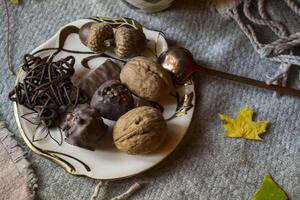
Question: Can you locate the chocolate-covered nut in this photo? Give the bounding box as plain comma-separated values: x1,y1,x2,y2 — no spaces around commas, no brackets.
113,106,167,154
91,80,134,120
79,59,121,98
62,104,108,150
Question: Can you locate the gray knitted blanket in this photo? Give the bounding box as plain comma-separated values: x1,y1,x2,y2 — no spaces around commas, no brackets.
1,0,299,199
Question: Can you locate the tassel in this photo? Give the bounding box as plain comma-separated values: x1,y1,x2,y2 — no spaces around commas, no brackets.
208,0,242,16
111,182,144,200
90,181,104,200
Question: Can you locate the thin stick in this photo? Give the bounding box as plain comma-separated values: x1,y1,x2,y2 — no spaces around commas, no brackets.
200,66,300,98
240,140,247,164
3,0,14,74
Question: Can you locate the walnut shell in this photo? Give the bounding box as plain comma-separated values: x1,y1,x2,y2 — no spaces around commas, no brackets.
79,22,113,52
113,106,167,154
114,26,147,58
120,56,172,100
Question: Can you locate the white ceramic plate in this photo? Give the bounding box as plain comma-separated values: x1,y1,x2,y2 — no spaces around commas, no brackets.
13,17,195,180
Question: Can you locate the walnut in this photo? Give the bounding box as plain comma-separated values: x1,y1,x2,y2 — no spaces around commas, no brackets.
113,106,167,154
114,26,147,58
90,80,134,121
120,56,173,101
79,22,113,52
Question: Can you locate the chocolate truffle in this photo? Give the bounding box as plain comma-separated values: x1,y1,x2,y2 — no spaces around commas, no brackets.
79,59,121,98
113,106,167,154
120,56,173,101
91,80,134,120
62,104,108,150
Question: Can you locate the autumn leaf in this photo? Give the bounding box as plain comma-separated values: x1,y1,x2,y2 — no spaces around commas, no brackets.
10,0,19,4
252,173,288,200
219,106,269,140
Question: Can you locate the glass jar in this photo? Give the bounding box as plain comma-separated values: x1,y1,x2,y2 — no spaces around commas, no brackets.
123,0,175,12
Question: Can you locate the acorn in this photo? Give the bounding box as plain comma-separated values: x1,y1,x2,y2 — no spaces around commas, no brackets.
114,26,147,59
79,22,114,53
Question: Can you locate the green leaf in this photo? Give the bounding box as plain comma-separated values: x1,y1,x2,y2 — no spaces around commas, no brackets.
89,17,143,30
252,173,288,200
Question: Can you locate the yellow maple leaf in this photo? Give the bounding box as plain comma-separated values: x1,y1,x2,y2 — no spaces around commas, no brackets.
10,0,19,4
219,106,269,141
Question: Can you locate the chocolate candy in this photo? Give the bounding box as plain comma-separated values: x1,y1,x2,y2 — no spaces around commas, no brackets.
79,59,121,98
62,104,108,150
9,54,79,128
91,80,134,120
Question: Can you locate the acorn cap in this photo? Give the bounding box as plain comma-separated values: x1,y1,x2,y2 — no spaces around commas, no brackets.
114,26,147,58
79,22,113,52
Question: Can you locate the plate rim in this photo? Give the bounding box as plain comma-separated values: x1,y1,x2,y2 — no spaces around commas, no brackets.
13,17,196,180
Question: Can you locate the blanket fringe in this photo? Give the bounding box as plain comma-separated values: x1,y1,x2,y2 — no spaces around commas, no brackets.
0,121,38,200
90,181,144,200
208,0,241,16
209,0,300,87
111,182,143,200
